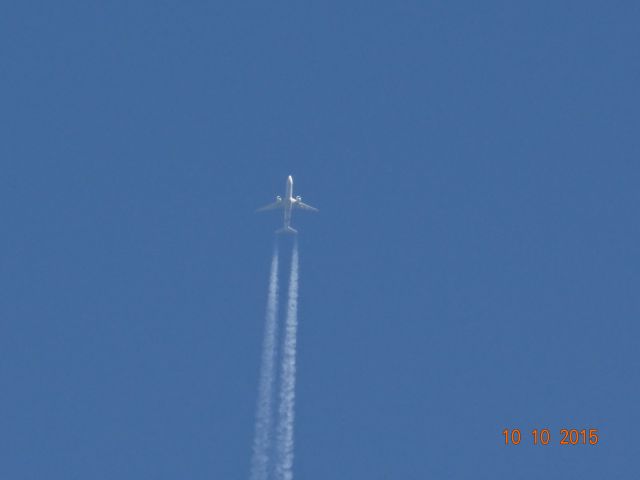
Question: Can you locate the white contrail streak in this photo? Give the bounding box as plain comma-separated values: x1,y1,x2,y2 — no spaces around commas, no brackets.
250,244,280,480
276,240,299,480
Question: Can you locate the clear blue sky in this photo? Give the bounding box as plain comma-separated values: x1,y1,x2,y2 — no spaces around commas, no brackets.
1,2,639,479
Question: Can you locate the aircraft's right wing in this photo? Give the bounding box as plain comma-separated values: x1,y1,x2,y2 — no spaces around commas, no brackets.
256,199,283,212
294,201,319,212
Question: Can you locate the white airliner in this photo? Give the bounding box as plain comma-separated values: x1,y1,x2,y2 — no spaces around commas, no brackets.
257,175,318,234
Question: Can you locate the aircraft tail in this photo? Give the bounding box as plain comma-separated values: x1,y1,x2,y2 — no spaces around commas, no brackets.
276,226,298,235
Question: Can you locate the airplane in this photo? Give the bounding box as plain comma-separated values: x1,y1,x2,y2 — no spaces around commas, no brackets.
257,175,318,234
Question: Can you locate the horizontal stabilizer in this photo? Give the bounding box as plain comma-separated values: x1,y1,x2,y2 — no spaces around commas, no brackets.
276,226,298,235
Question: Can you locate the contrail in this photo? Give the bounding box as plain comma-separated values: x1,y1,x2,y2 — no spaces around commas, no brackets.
275,239,299,480
249,244,280,480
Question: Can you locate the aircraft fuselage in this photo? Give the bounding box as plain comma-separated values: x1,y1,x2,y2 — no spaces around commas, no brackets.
282,175,295,230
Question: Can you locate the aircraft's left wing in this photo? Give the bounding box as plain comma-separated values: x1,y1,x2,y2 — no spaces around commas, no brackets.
294,201,319,212
256,199,283,212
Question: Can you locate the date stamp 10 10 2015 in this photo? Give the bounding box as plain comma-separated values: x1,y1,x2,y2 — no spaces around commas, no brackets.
502,428,600,446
